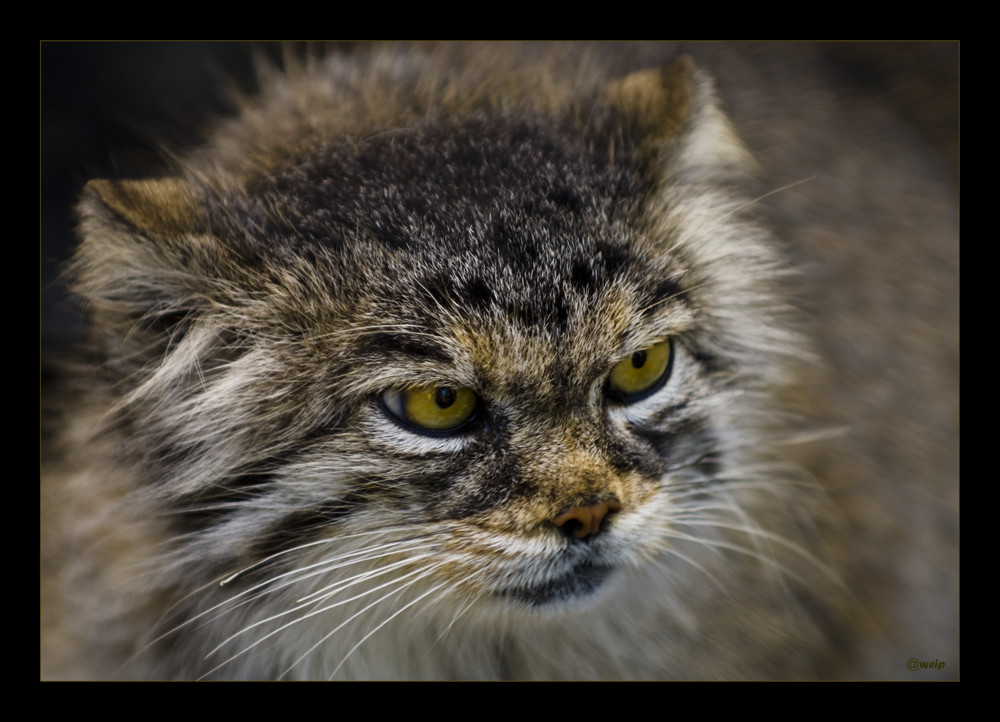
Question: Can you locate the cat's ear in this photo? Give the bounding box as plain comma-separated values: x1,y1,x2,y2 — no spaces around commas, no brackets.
73,176,222,343
84,177,205,238
607,55,753,179
606,55,696,144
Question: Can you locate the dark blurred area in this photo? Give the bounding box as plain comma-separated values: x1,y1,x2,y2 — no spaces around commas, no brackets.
41,42,292,359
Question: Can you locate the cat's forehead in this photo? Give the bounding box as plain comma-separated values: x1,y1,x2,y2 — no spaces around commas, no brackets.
219,111,694,399
247,113,646,260
239,114,686,340
341,245,689,401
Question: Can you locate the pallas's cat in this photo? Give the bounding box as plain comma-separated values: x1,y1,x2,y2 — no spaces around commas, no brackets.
41,43,959,680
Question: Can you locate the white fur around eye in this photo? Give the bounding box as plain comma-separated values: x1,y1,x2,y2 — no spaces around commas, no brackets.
606,346,688,427
369,404,474,454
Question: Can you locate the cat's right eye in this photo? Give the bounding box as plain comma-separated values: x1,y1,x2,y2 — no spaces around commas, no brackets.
382,385,478,433
606,339,673,403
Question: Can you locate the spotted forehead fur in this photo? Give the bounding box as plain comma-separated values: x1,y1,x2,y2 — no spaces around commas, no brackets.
198,95,699,404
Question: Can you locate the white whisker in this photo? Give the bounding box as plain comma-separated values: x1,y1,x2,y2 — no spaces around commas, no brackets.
325,580,451,680
202,556,445,679
277,565,452,680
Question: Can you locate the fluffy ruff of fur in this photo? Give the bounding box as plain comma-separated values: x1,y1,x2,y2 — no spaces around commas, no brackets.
41,43,959,680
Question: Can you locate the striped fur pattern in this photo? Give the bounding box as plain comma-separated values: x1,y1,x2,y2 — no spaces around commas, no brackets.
41,44,958,679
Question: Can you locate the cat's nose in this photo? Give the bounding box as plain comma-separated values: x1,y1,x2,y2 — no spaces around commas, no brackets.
553,498,622,540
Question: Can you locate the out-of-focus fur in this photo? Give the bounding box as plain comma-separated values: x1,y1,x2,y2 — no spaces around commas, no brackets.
40,42,959,680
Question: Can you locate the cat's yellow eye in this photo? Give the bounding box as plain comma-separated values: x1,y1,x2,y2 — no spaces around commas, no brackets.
382,386,478,433
608,339,673,401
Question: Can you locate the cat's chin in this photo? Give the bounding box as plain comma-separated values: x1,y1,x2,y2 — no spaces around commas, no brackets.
500,561,619,608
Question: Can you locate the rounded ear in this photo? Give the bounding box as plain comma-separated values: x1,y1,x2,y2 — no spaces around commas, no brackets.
606,55,754,181
84,177,205,237
606,55,696,144
72,176,224,356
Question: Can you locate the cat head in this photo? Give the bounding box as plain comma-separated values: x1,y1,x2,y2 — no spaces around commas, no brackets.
70,49,797,676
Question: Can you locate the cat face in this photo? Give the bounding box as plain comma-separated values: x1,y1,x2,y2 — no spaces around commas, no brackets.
69,53,794,678
168,116,714,605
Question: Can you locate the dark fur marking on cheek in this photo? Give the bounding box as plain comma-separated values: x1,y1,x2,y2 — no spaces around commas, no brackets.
433,439,523,519
632,415,719,472
163,438,345,533
678,338,727,376
599,433,660,478
136,311,191,349
165,470,279,535
251,498,359,562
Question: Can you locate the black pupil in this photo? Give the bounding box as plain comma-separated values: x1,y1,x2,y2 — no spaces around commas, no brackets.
435,387,457,408
631,350,647,369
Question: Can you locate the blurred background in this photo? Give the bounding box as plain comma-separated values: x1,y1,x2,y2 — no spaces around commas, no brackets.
41,42,296,357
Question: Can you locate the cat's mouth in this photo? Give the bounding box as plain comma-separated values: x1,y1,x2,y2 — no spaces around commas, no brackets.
501,560,617,607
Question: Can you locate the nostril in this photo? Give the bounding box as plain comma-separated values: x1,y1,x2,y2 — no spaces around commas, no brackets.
553,498,622,540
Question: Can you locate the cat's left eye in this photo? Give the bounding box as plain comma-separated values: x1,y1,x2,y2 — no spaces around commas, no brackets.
382,385,478,433
607,339,673,402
